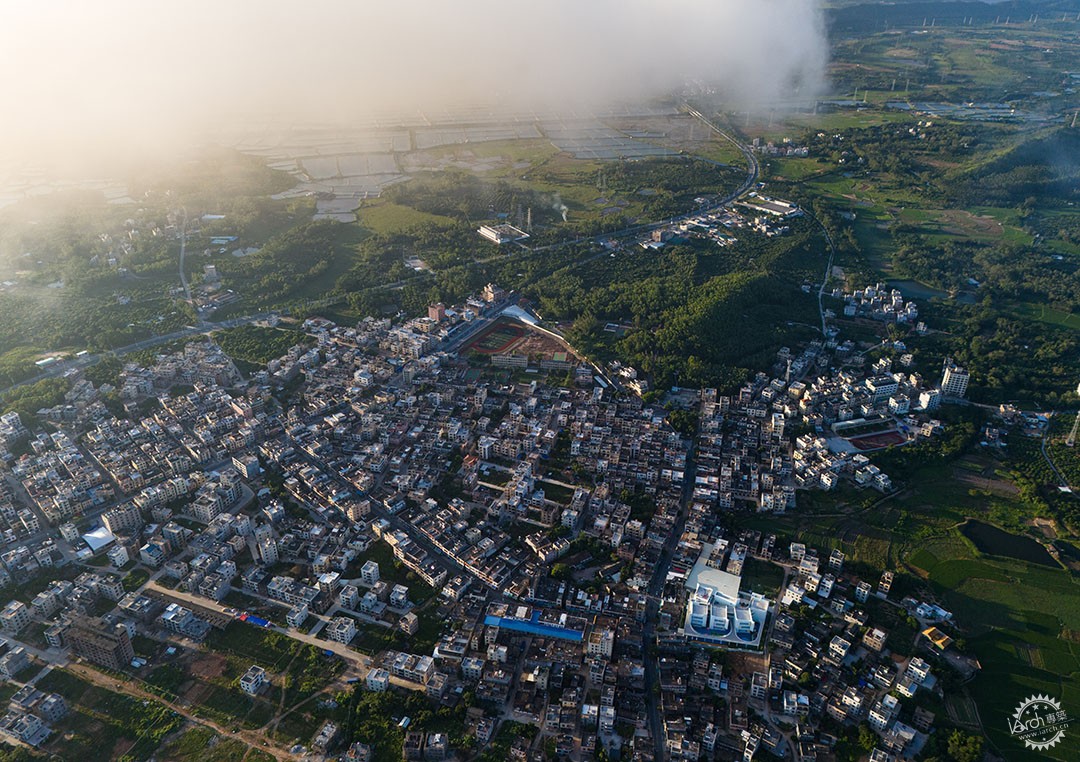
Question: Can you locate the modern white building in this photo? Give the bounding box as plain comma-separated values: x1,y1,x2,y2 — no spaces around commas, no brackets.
586,628,615,659
461,657,485,681
240,665,266,695
286,604,309,629
390,584,409,608
941,361,969,398
360,560,380,586
681,544,771,647
107,545,130,568
325,616,357,644
339,584,360,610
366,668,390,692
0,602,30,634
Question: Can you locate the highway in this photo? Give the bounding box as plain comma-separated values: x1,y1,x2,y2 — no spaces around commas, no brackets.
681,104,761,200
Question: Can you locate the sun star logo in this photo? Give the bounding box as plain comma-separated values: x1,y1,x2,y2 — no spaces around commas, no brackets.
1009,694,1069,752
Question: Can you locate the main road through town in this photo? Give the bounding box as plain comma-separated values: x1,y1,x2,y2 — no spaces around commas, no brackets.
643,439,696,759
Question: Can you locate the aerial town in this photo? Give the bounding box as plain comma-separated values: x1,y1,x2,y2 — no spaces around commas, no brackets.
4,4,1080,760
0,267,994,762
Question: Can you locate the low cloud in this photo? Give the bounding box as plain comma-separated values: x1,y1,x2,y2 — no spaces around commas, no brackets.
0,0,827,170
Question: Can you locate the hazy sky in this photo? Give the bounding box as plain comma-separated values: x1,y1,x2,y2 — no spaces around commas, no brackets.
0,0,827,168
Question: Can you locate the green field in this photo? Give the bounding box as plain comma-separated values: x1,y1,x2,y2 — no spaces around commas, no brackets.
357,201,457,235
157,726,252,762
37,669,183,762
1015,302,1080,330
740,557,787,597
346,540,436,605
435,137,559,165
214,324,311,368
758,436,1080,762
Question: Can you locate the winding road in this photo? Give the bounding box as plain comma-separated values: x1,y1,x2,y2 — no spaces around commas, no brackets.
806,211,838,336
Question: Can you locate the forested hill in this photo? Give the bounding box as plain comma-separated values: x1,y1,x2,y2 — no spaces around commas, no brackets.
949,128,1080,207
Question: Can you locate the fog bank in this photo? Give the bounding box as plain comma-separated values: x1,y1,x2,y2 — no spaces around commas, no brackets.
0,0,828,170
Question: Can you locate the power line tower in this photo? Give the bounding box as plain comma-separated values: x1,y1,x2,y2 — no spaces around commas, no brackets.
1066,410,1080,447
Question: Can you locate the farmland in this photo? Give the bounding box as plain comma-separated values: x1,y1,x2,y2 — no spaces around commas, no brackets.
756,441,1080,761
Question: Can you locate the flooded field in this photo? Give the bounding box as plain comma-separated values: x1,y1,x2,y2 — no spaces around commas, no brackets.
961,520,1058,567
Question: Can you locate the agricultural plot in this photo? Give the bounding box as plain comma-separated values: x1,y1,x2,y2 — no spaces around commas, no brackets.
1016,302,1080,331
540,119,680,160
157,726,269,762
413,123,543,151
747,443,1080,760
356,200,456,234
907,528,1080,762
37,669,182,762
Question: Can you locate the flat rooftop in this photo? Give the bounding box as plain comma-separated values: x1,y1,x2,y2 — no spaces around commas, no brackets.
684,543,742,602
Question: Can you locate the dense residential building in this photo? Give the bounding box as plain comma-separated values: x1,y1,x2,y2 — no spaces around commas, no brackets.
0,602,30,634
101,503,144,535
67,617,135,670
0,274,981,761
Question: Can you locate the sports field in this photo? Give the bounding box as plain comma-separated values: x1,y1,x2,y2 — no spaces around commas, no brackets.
464,320,526,355
848,430,908,451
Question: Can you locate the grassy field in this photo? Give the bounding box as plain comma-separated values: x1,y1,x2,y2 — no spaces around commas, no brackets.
1015,302,1080,330
37,669,183,762
684,141,749,166
740,557,786,597
346,540,436,605
537,479,576,505
157,726,252,762
356,201,456,235
214,324,311,367
744,433,1080,761
441,137,559,165
765,157,831,182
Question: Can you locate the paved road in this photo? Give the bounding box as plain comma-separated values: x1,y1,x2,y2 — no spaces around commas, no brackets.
524,103,758,261
289,438,474,587
2,104,758,404
804,210,837,336
1040,429,1074,491
176,206,200,327
143,580,374,670
682,104,760,199
643,440,696,760
638,103,760,760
